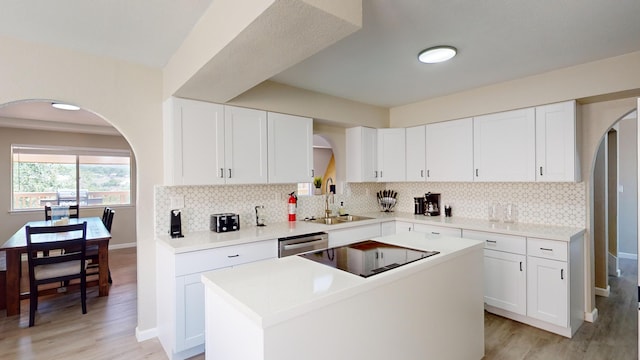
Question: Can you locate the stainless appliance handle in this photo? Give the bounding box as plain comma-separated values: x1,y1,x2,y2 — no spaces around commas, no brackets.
283,241,325,251
278,232,329,257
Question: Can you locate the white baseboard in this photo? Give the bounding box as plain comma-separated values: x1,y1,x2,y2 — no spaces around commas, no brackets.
135,326,157,342
618,252,638,260
110,242,136,250
595,285,610,297
584,307,598,323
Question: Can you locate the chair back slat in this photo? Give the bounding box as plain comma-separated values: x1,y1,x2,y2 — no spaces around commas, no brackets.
44,205,80,221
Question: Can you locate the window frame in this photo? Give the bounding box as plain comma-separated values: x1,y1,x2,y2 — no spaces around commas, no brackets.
11,144,132,211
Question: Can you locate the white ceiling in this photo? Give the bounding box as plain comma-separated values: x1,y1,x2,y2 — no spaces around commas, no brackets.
0,0,639,128
272,0,640,107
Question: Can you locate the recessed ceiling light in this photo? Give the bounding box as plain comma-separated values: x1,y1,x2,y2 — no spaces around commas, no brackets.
418,46,457,64
51,102,80,111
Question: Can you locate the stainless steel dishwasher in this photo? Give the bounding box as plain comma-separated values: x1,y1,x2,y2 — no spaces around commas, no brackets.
278,232,329,257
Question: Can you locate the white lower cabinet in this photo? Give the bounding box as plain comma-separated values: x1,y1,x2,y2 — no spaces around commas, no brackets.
463,230,527,316
157,240,277,360
463,229,583,338
527,256,567,327
483,249,526,315
380,221,396,236
175,273,208,351
395,221,413,233
328,223,381,248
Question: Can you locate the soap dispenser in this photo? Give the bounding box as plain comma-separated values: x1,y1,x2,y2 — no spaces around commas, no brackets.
338,201,346,216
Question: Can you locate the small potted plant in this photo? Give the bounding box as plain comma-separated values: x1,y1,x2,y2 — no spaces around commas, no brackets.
313,176,322,195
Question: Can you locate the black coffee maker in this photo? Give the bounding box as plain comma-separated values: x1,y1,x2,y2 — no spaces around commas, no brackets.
169,209,184,238
424,193,441,216
414,197,425,215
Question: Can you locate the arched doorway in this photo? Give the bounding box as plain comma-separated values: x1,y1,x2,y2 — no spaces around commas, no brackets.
0,99,138,256
589,108,637,319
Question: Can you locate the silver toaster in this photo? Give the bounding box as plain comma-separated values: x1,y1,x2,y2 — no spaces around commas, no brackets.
210,213,240,232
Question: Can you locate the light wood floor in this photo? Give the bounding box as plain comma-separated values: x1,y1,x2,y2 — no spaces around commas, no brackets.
484,257,638,359
0,248,636,359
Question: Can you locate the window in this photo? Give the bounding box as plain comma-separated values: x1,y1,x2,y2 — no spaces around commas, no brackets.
12,145,131,210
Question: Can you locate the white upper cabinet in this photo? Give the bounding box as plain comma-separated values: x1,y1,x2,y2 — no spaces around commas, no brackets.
346,126,378,182
164,97,225,185
405,125,426,181
164,99,267,185
426,118,473,182
223,105,268,184
473,108,536,182
377,128,406,182
535,100,579,182
267,112,313,184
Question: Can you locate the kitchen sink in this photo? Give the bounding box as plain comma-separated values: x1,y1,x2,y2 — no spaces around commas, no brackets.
311,215,373,225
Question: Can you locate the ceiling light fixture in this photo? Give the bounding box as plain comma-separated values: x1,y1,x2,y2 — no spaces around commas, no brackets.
51,102,80,111
418,46,457,64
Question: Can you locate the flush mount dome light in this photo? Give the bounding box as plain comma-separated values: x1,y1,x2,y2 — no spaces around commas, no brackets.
51,102,80,111
418,46,457,64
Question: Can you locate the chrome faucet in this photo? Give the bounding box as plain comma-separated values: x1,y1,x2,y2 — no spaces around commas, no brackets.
324,177,334,218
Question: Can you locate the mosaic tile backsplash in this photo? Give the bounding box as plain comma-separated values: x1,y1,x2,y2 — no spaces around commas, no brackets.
154,181,585,235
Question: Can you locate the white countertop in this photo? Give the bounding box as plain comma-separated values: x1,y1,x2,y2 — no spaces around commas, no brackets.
200,231,484,328
366,211,586,241
157,211,585,254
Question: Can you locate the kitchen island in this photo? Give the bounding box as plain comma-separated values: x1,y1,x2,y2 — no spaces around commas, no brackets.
201,232,485,360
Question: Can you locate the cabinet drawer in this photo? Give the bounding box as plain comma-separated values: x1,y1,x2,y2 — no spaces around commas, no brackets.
413,223,461,237
527,238,567,261
463,230,526,255
329,224,381,248
176,239,277,276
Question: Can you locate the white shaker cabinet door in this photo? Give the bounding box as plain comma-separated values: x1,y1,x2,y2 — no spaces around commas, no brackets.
346,126,378,182
167,97,225,185
527,256,568,327
224,105,268,184
175,273,208,352
483,249,527,316
405,125,427,181
377,128,406,182
473,108,535,182
267,112,313,184
535,100,579,182
395,221,414,233
426,118,474,182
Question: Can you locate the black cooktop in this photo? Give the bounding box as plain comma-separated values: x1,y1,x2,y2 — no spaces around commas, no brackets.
298,240,439,278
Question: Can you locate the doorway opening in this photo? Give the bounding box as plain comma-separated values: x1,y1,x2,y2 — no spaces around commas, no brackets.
591,109,637,300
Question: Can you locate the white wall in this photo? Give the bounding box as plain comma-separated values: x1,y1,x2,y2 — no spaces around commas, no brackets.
0,35,163,335
618,117,638,255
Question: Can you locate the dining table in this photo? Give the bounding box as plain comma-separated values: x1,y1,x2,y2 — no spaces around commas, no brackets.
1,216,111,317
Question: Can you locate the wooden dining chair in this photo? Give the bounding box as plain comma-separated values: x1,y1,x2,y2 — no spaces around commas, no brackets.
25,222,88,327
42,205,79,257
44,204,80,221
87,208,114,283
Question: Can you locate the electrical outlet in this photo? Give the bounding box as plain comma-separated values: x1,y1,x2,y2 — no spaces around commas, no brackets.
170,195,184,209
